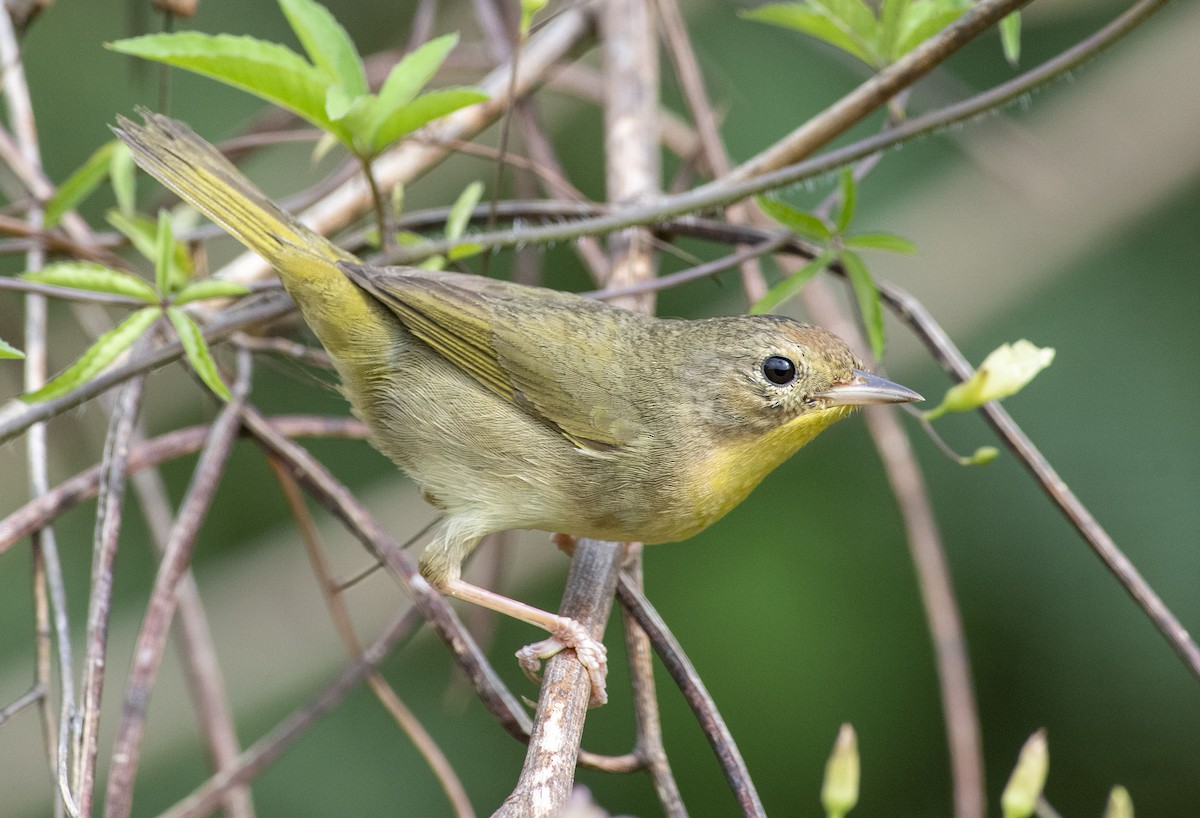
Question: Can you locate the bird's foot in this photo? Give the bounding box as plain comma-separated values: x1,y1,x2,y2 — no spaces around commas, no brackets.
516,616,608,707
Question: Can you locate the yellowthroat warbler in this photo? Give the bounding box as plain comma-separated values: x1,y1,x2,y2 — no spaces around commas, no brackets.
115,112,921,705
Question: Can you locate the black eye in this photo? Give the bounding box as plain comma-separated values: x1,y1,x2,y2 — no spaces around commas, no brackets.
762,355,797,385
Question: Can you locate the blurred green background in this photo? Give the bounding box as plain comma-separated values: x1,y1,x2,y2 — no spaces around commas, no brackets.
2,0,1198,815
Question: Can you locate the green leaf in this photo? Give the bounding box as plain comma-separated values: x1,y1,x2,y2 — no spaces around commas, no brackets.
22,306,161,402
167,307,231,400
446,181,483,240
1000,11,1021,66
812,0,879,51
22,262,160,303
743,4,878,67
879,0,910,61
0,337,24,359
373,33,460,124
835,168,857,233
520,0,548,36
107,210,192,282
173,278,252,305
278,0,366,97
419,254,447,271
924,340,1054,419
750,250,834,315
447,242,484,262
154,210,174,294
45,141,117,227
843,231,916,254
110,142,137,216
757,196,833,242
108,33,348,142
894,0,969,58
368,87,488,154
840,249,885,360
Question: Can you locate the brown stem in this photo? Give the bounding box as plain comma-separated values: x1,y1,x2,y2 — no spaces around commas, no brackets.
800,278,984,818
76,376,146,817
103,356,250,818
616,575,766,818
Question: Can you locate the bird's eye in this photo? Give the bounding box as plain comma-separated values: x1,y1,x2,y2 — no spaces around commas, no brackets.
762,355,797,385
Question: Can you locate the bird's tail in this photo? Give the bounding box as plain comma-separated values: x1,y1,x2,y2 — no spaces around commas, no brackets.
113,110,393,357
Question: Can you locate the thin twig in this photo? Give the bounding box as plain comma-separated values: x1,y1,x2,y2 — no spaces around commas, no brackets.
268,456,475,818
75,375,146,817
620,544,684,816
0,13,73,818
0,293,295,446
800,278,984,818
389,0,1165,267
616,575,766,818
654,0,767,303
1,415,368,552
711,0,1034,185
0,685,45,726
879,280,1200,681
154,608,426,818
103,352,251,818
236,403,534,739
0,276,147,306
213,4,596,288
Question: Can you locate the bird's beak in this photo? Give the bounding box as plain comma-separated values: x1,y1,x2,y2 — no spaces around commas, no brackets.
816,369,923,407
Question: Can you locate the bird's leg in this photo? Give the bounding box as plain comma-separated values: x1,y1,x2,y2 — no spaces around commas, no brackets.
442,577,608,707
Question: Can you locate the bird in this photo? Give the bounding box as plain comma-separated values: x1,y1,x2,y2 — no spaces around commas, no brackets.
114,111,921,705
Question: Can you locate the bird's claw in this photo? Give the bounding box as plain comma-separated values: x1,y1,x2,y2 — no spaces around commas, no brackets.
515,617,608,707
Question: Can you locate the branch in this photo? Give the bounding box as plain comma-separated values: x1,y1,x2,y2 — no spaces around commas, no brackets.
103,355,251,818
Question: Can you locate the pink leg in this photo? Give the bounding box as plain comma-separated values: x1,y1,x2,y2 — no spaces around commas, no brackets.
443,578,609,707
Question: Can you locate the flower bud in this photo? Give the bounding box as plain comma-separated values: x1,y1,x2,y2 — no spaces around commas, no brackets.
821,724,860,818
1001,729,1049,818
1102,785,1133,818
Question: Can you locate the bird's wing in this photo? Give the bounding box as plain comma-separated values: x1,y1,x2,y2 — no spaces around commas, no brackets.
341,263,645,451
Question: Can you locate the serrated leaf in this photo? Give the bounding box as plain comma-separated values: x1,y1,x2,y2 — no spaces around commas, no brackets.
110,142,137,216
373,34,460,125
22,262,160,303
894,0,969,58
369,87,488,154
108,33,347,142
107,210,192,282
743,4,878,67
0,337,24,359
22,307,161,403
446,181,483,240
279,0,366,97
836,168,857,233
844,231,916,254
750,251,834,315
757,196,833,242
1000,11,1021,67
173,278,252,305
167,307,230,400
840,249,885,360
45,141,117,227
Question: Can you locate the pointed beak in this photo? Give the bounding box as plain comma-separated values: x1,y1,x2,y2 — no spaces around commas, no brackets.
815,369,923,407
